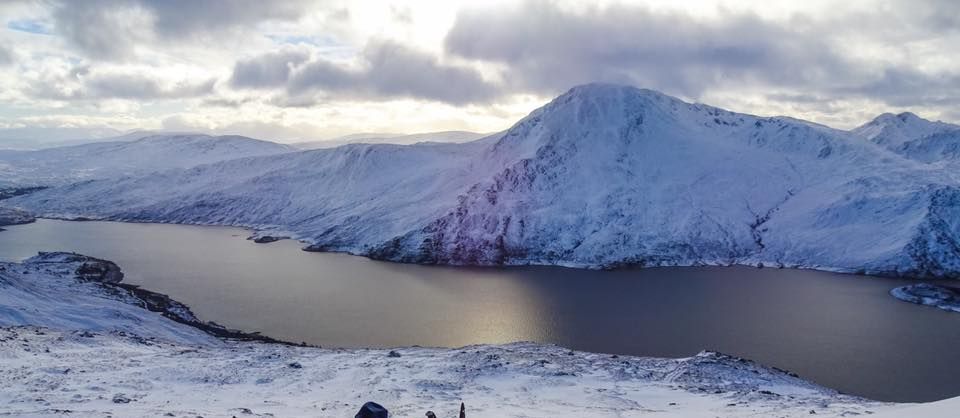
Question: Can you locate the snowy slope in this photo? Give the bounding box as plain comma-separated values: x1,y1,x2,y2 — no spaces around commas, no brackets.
6,84,960,277
294,130,489,149
3,328,895,418
0,253,217,344
0,133,294,187
0,254,901,417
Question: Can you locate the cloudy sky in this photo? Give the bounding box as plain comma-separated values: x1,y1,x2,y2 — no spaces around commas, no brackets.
0,0,958,144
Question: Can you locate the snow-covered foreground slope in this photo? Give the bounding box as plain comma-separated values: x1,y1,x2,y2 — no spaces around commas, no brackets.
294,130,488,149
4,253,945,417
0,133,293,187
7,84,960,277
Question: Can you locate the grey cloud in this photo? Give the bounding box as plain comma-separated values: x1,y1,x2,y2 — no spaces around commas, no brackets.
444,0,960,111
840,68,960,107
28,70,215,101
238,40,500,105
445,2,850,98
202,97,258,108
902,0,960,31
52,0,319,60
140,0,315,38
85,73,215,100
0,45,12,66
230,49,312,89
52,1,144,60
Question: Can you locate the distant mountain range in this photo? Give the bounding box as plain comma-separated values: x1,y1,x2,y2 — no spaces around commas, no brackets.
0,133,294,187
4,84,960,278
292,131,489,150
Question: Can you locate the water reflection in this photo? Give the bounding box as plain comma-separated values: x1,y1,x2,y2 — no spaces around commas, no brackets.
1,219,959,402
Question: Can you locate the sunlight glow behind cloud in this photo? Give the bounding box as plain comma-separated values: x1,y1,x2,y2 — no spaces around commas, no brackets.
0,0,957,144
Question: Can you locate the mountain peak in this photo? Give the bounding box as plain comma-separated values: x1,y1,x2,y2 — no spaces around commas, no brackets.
853,111,956,146
558,83,673,103
869,112,922,125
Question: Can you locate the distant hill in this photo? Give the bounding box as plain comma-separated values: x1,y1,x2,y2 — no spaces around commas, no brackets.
0,133,293,187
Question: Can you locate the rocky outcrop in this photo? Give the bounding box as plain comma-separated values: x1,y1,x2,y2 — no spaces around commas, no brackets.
25,252,301,345
891,283,960,313
0,207,34,227
901,187,960,279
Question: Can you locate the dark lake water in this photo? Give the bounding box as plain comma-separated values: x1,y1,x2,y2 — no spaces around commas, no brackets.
2,219,959,402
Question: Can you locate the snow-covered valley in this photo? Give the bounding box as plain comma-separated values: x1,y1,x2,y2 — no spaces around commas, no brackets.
4,83,960,278
2,252,955,417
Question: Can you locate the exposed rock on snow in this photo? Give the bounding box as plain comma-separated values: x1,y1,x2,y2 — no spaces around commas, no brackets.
0,185,47,200
891,283,960,313
6,84,960,277
354,401,389,418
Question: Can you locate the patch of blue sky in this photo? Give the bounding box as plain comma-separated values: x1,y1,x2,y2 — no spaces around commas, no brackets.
7,19,52,35
266,34,356,60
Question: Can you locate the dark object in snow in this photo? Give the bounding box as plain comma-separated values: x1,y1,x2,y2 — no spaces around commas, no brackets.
388,350,401,358
425,412,437,418
112,394,132,404
355,402,388,418
460,402,466,418
251,235,283,244
288,362,302,369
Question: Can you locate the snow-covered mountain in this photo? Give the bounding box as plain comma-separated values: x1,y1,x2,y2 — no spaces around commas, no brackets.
0,133,294,187
294,130,488,149
6,84,960,277
852,112,960,164
851,112,958,148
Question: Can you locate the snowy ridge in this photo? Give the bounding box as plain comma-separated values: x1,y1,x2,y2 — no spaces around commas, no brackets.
0,133,293,187
6,84,960,277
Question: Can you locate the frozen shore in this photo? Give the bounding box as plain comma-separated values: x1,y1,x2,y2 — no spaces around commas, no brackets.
0,252,953,417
